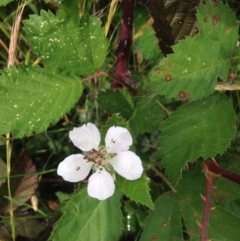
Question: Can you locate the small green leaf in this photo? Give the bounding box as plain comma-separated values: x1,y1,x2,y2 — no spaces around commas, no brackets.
139,192,183,241
0,66,83,137
116,174,154,210
98,89,134,119
23,11,108,75
159,93,237,185
49,188,123,241
0,0,14,6
130,95,165,134
149,1,238,101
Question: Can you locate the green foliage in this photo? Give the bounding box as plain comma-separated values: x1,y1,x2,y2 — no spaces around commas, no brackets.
98,89,134,119
140,170,240,241
159,93,237,185
116,174,154,209
130,94,165,134
0,0,14,6
23,10,108,75
0,66,83,137
49,188,123,241
149,1,238,101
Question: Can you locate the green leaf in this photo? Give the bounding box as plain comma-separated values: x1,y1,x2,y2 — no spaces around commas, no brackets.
149,1,238,101
0,0,14,6
49,188,123,241
159,93,237,185
139,192,183,241
116,174,154,210
0,66,83,137
98,89,134,119
130,94,165,134
23,10,108,75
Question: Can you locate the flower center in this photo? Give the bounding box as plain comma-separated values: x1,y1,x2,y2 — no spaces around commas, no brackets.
84,147,108,167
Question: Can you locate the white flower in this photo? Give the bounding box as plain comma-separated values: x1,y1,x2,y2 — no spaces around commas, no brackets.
57,123,143,200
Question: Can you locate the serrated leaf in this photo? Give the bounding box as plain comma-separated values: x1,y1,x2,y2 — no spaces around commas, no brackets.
176,170,240,240
23,11,108,75
130,95,164,134
150,1,238,101
98,89,134,119
139,192,183,241
159,93,237,185
116,174,154,210
49,188,123,241
0,151,38,213
0,66,83,137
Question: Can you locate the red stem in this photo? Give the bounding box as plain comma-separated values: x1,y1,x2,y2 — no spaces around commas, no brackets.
200,163,214,241
112,0,135,90
205,160,240,185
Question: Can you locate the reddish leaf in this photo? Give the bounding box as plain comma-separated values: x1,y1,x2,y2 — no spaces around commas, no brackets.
0,150,38,213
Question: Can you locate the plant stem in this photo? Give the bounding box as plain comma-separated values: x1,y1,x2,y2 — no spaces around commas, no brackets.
112,0,135,90
200,162,214,241
151,165,177,193
205,159,240,185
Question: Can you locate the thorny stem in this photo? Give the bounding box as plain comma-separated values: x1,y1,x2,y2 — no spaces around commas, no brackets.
151,165,177,193
205,159,240,185
200,163,215,241
112,0,136,90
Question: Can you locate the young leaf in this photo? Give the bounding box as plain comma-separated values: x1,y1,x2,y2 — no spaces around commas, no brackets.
98,89,134,119
139,192,183,241
49,188,123,241
130,94,165,134
0,151,38,214
159,93,237,185
116,174,154,210
0,66,83,137
149,1,238,101
23,10,108,75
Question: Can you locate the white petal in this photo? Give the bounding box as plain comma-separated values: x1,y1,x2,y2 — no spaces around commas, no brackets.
105,126,132,153
69,123,101,151
109,151,143,180
57,154,93,182
87,168,115,200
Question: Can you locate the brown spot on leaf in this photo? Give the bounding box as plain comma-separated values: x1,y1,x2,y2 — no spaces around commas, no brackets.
219,197,225,203
203,17,207,23
207,8,211,13
168,62,172,67
234,120,239,126
228,71,237,79
151,235,157,240
162,222,167,227
225,28,231,34
155,67,160,74
193,212,199,217
165,74,171,81
179,91,190,101
212,14,220,26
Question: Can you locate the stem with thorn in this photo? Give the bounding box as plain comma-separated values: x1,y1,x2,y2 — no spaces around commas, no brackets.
200,162,214,241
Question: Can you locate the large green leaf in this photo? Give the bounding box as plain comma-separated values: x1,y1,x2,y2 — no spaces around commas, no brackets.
140,170,240,241
0,66,83,137
130,94,165,134
116,174,154,210
139,192,183,241
149,1,238,101
98,89,134,119
23,10,108,75
159,93,237,185
49,188,123,241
